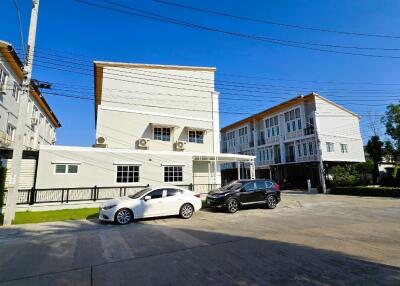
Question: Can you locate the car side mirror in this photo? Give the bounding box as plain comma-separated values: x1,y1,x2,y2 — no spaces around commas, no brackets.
144,195,151,201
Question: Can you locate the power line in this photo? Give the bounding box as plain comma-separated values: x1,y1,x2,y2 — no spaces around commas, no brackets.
72,0,400,59
153,0,400,40
19,51,400,95
101,0,400,52
39,89,387,117
13,46,400,86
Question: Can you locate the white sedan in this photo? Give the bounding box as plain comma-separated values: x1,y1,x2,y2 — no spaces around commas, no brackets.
99,186,202,224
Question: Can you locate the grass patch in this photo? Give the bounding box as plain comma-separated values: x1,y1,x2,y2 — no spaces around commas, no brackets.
12,208,99,225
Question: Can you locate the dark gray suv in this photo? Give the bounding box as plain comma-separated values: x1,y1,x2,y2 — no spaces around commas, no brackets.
206,179,281,213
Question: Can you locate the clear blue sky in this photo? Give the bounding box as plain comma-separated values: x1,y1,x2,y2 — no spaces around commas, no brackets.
1,0,399,146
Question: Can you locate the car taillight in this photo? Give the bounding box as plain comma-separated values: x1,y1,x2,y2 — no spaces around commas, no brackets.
274,183,280,190
194,193,201,198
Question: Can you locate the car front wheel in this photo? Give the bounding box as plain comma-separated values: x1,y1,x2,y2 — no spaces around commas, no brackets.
266,195,277,209
226,198,239,213
115,208,133,225
180,203,194,219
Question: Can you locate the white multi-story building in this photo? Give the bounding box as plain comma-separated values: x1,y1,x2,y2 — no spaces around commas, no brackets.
0,41,60,151
220,93,365,188
35,62,254,191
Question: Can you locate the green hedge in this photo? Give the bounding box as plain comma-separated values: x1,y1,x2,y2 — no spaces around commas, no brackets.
331,186,400,197
0,166,6,207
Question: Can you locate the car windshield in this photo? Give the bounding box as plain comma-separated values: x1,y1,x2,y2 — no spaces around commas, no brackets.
128,188,152,199
220,182,243,191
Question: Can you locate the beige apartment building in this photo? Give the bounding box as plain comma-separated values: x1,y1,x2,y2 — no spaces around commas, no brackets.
0,41,60,151
35,62,254,191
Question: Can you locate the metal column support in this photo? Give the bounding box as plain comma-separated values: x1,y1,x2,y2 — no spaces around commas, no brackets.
237,162,241,180
250,159,256,179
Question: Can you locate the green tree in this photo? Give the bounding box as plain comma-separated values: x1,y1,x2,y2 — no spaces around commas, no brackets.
365,136,383,184
382,103,400,178
329,165,357,187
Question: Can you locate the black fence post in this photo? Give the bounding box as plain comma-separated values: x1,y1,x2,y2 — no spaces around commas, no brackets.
93,185,97,201
124,187,126,196
189,183,193,191
61,189,64,204
66,189,69,203
119,187,122,197
28,187,36,205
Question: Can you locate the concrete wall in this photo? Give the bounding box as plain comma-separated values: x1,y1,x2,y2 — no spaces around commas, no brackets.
35,146,220,189
96,65,219,153
0,54,57,150
314,96,365,162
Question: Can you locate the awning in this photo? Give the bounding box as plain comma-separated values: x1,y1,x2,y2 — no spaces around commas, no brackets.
150,123,179,128
185,126,212,132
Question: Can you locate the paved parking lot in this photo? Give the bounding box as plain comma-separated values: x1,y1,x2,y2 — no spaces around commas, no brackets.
0,192,399,285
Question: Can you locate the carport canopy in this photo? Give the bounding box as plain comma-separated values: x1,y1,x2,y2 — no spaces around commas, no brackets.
192,153,256,180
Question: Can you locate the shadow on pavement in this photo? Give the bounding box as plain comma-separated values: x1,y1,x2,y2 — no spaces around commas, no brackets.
0,223,399,286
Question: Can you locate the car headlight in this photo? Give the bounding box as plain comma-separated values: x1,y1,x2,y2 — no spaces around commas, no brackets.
102,204,116,210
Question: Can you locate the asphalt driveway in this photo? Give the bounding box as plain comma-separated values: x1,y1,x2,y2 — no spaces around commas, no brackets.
0,192,399,285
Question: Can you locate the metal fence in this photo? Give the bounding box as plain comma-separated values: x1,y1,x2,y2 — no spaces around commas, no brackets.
4,183,221,205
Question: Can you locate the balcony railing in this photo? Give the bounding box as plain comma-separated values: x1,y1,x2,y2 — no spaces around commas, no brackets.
0,131,13,147
304,127,315,136
285,155,296,163
257,138,265,146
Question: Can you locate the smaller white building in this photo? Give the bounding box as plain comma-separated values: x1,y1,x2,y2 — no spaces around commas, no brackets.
0,41,61,151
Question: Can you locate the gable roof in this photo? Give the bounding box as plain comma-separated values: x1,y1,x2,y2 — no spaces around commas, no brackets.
0,40,61,128
221,92,359,133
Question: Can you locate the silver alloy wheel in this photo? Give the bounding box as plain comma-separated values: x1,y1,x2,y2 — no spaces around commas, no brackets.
267,196,277,209
181,204,194,219
116,209,132,224
227,199,238,213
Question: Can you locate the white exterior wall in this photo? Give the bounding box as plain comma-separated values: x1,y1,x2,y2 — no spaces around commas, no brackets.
0,54,57,150
36,146,202,189
314,96,365,162
96,65,218,153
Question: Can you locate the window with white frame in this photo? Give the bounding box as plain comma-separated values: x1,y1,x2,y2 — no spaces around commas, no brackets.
238,126,248,145
32,106,38,119
188,130,204,144
297,144,302,157
164,166,183,182
6,123,15,140
27,99,31,112
265,115,279,138
326,142,335,152
284,108,301,133
308,141,314,155
226,131,235,149
55,164,79,174
12,82,19,101
116,165,139,183
340,143,348,153
153,127,171,141
0,68,7,91
303,143,308,156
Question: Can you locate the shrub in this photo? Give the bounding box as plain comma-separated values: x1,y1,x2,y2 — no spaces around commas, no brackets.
0,166,6,207
331,186,400,197
328,165,358,187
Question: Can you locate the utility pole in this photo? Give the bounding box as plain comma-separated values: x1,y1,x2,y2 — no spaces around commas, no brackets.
313,111,327,194
4,0,40,225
